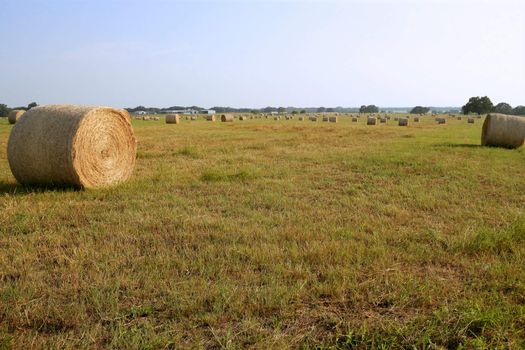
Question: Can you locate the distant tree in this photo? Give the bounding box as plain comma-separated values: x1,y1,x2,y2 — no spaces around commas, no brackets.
291,110,298,115
317,107,326,113
512,105,525,116
493,102,513,114
300,109,306,114
359,105,379,113
326,108,334,113
0,104,10,117
461,96,493,115
277,107,286,113
410,106,430,114
27,102,38,109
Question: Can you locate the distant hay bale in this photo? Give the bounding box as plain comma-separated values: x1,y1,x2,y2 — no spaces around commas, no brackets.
394,117,399,121
380,117,387,123
457,116,462,121
352,117,358,122
467,118,475,124
309,116,318,122
481,113,525,149
152,117,160,121
367,116,377,125
7,104,136,188
298,116,304,121
205,115,216,122
413,117,420,122
166,114,180,124
322,116,329,122
398,118,409,126
239,116,247,121
221,114,234,122
8,110,25,124
329,116,338,123
190,116,197,120
285,116,290,120
436,117,446,124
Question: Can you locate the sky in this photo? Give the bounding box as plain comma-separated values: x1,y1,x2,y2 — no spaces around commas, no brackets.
0,0,524,109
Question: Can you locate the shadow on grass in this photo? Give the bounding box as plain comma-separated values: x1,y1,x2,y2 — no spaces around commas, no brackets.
0,182,80,196
435,143,482,149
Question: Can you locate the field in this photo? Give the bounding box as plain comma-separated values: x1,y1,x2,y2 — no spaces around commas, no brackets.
0,115,524,349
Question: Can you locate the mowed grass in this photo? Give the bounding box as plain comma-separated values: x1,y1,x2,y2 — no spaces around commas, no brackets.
0,115,524,349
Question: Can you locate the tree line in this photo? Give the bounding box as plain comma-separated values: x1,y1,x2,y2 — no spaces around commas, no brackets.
461,96,524,116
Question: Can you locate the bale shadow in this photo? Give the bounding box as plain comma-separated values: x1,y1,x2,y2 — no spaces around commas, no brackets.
0,182,80,196
435,143,482,149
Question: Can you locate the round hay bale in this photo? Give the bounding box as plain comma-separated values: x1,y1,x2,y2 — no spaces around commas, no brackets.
481,113,525,149
322,116,329,122
7,104,136,188
380,117,387,123
309,116,318,122
367,116,377,125
329,116,338,123
467,117,475,124
398,118,409,126
436,117,446,124
8,110,25,124
205,115,216,122
352,117,358,122
190,116,197,121
166,114,180,124
221,114,234,122
413,117,420,122
298,116,304,121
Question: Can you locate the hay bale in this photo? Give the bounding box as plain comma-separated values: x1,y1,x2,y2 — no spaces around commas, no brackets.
329,116,338,123
221,114,234,122
367,116,377,125
481,113,525,149
352,117,358,122
467,118,475,124
8,110,25,124
166,114,180,124
413,117,420,122
239,116,247,121
398,118,409,126
322,116,329,122
190,116,197,121
380,117,387,123
394,117,399,121
205,115,216,122
7,104,136,188
457,116,462,121
298,116,304,121
436,117,446,124
152,117,160,121
309,116,318,122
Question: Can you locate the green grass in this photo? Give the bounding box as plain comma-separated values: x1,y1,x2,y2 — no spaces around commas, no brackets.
0,115,524,349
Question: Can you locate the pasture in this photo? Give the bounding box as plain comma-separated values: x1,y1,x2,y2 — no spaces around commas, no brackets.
1,115,524,349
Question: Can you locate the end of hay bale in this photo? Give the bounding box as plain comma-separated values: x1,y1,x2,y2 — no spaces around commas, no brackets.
8,110,25,124
481,113,525,149
166,114,180,124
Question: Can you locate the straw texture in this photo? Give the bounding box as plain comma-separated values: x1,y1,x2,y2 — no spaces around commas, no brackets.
481,113,525,149
7,104,136,188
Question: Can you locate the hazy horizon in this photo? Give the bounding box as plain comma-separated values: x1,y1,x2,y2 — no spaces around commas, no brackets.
1,0,524,108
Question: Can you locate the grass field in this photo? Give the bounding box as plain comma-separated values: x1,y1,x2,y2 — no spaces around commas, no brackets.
0,115,524,349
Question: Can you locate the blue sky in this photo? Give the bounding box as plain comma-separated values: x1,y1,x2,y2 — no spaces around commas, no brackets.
0,0,524,108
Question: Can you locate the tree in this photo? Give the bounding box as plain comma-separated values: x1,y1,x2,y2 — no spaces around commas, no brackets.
291,110,298,115
299,109,306,114
317,107,326,113
0,104,10,118
493,102,513,114
410,106,430,114
359,105,379,113
27,102,38,109
277,107,286,113
512,105,525,116
326,108,334,113
461,96,493,115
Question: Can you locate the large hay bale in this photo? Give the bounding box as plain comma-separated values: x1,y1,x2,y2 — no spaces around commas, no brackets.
205,115,216,122
8,110,25,124
221,114,234,122
481,113,525,149
329,116,338,123
367,116,377,125
166,114,180,124
7,104,136,188
398,118,409,126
